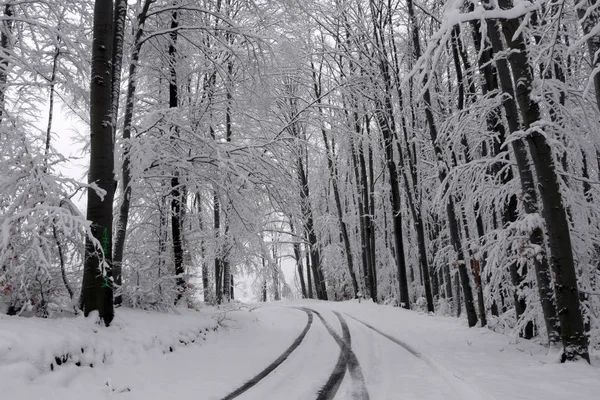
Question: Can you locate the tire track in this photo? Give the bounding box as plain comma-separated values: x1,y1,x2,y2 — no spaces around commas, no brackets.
345,313,497,400
332,311,370,400
315,336,347,400
344,314,422,358
220,308,313,400
304,308,369,400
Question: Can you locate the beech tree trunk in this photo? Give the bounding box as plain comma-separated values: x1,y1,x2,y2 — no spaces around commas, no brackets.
368,0,410,307
196,193,211,303
282,77,327,300
220,56,234,303
290,219,307,298
498,0,589,362
113,0,151,306
469,11,532,337
483,8,561,343
407,0,476,324
110,0,127,135
312,66,358,298
299,161,327,300
81,0,115,325
108,0,126,304
168,11,185,304
214,192,222,303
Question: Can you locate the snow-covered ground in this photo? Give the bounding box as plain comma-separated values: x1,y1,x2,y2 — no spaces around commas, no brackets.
1,300,598,399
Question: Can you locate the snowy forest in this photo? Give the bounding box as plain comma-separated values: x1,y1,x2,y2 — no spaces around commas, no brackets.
1,0,600,366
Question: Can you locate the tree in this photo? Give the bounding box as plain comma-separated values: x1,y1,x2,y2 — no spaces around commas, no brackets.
497,0,589,362
81,0,115,325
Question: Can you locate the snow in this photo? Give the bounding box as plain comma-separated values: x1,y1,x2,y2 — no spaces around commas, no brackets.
299,300,600,400
1,300,598,399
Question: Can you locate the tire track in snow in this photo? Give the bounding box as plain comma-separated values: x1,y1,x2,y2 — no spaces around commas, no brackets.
313,310,347,400
304,308,369,400
220,308,313,400
315,333,347,400
345,313,497,400
332,310,370,400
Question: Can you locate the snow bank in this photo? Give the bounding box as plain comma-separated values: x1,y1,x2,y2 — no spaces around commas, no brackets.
0,307,218,387
0,304,310,400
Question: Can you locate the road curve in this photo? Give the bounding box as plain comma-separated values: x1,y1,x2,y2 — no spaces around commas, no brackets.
220,308,314,400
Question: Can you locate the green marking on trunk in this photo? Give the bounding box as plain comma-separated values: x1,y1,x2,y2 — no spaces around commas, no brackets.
101,228,111,288
101,227,109,255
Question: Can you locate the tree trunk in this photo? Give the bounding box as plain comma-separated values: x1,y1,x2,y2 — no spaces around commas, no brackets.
110,0,127,135
43,33,61,173
447,32,485,324
290,220,307,298
305,244,313,299
157,197,167,297
391,24,433,311
222,59,234,303
297,135,326,299
374,107,410,308
214,192,222,304
167,11,185,304
113,0,151,306
368,0,410,308
469,10,532,337
314,78,358,297
407,0,476,324
0,3,13,129
365,134,378,302
108,0,126,300
483,8,561,343
196,193,211,303
272,245,280,301
81,0,115,326
498,0,589,361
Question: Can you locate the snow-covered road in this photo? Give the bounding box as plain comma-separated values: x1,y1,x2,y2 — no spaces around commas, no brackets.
1,300,599,399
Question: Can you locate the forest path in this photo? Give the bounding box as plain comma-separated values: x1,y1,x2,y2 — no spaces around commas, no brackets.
295,304,464,400
4,300,598,400
222,307,338,400
222,303,469,400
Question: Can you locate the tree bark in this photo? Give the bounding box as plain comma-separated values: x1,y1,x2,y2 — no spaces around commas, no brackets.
290,219,307,298
196,193,211,303
221,58,234,303
306,244,313,299
469,11,532,337
110,0,127,136
483,9,561,343
368,0,411,308
312,66,359,297
498,0,589,361
214,192,222,303
113,0,152,306
283,77,327,300
108,0,126,300
168,10,185,304
407,0,476,324
81,0,115,326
